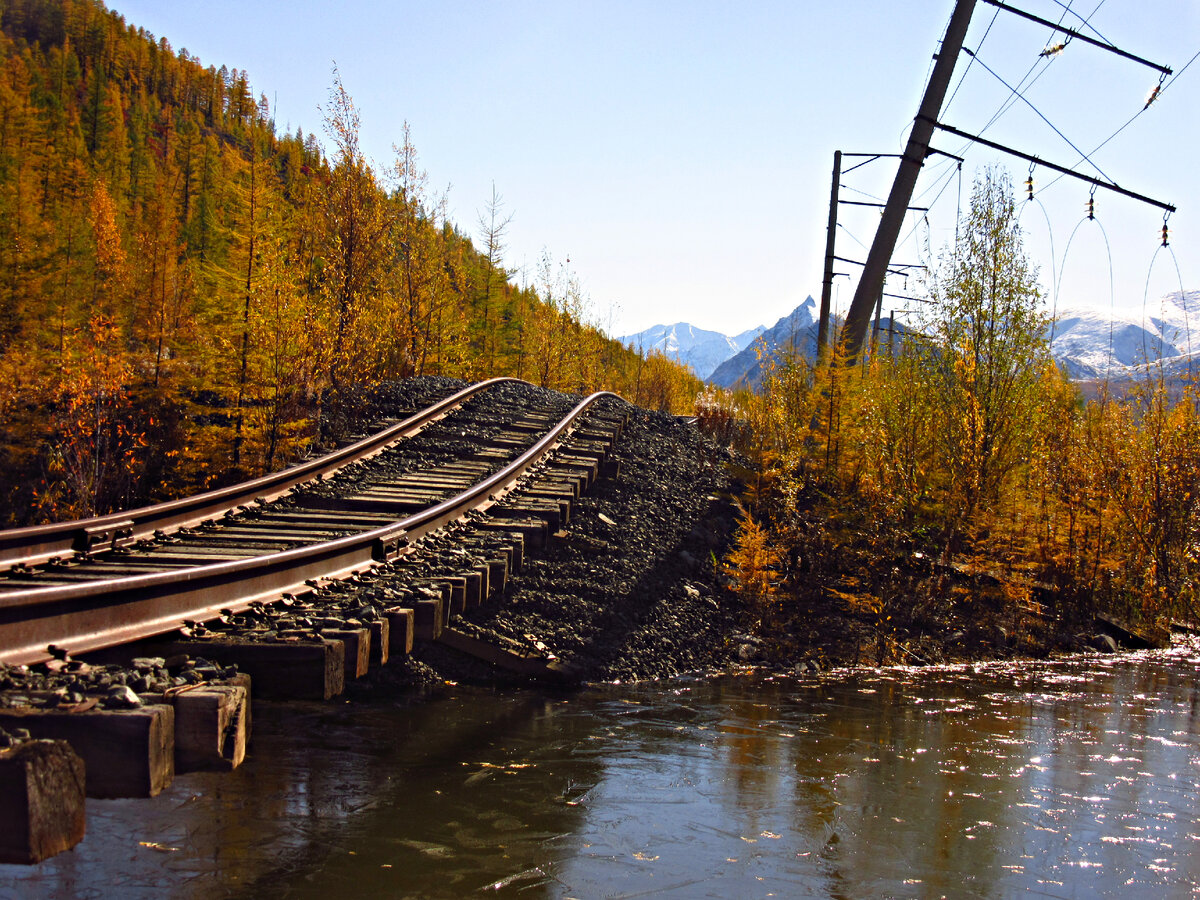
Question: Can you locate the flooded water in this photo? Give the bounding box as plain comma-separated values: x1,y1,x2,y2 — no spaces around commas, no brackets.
5,643,1200,899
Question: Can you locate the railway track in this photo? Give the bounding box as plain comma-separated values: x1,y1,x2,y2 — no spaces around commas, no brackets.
0,378,638,860
0,378,627,668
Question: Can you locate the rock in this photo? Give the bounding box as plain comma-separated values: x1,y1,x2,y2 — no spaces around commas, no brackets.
105,685,143,709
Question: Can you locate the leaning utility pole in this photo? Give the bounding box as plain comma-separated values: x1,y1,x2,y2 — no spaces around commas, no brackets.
838,0,977,362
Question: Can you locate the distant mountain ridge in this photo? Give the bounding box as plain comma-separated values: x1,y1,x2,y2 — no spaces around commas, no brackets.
618,322,764,380
1050,291,1200,379
624,290,1200,393
708,297,820,390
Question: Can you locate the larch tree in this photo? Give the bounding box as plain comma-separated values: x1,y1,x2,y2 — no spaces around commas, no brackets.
923,166,1051,537
319,66,389,390
476,183,511,374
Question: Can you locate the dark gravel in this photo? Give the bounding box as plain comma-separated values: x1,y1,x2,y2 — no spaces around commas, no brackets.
335,378,748,686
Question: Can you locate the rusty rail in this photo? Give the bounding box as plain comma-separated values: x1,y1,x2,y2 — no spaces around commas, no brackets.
0,378,517,569
0,390,618,665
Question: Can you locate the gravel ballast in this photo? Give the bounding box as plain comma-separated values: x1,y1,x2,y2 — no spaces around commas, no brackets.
332,378,747,686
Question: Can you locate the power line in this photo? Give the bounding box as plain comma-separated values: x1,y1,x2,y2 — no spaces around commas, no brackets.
1046,0,1113,46
929,118,1175,211
944,5,1000,114
981,0,1169,72
943,1,1111,168
836,222,870,251
963,47,1115,183
1038,44,1200,195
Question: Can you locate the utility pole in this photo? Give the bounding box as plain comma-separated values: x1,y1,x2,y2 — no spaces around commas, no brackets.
817,150,841,359
838,0,977,362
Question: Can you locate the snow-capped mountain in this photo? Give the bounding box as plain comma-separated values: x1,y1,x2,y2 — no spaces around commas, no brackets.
708,297,820,390
618,291,1200,394
619,322,764,380
1051,291,1200,379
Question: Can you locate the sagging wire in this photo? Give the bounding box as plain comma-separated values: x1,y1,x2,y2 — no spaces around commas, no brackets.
1056,211,1115,376
1142,238,1192,378
901,161,959,254
955,160,963,249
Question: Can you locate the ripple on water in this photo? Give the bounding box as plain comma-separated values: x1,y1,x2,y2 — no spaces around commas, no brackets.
6,642,1200,898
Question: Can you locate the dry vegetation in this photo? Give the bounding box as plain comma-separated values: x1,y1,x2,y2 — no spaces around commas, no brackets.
705,171,1197,666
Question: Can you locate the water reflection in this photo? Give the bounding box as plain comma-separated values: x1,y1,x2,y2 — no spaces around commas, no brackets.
4,644,1200,898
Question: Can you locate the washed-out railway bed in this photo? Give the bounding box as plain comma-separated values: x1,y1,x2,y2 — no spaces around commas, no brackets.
0,377,745,865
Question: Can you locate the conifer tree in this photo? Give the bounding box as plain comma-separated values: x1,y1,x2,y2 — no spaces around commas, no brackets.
923,166,1050,535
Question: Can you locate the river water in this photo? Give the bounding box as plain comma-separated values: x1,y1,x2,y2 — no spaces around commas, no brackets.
5,641,1200,899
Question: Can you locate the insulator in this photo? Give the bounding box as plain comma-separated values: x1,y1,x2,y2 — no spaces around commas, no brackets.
1040,42,1066,58
1144,83,1162,110
1086,196,1095,220
1162,223,1170,247
1024,176,1034,201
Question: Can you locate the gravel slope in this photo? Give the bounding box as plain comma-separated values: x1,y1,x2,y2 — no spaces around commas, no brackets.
338,379,746,686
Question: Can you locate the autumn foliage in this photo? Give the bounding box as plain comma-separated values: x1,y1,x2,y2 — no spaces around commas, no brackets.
0,0,701,525
705,169,1200,640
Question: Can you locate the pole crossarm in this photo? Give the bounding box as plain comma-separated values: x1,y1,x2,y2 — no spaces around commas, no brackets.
927,119,1177,212
927,147,966,163
838,200,931,211
834,256,925,278
979,0,1172,75
842,152,904,175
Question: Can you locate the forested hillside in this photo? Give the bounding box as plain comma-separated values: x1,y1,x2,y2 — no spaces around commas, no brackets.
0,0,699,525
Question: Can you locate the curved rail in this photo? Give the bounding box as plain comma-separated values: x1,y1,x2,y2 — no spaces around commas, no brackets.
0,391,620,665
0,378,518,569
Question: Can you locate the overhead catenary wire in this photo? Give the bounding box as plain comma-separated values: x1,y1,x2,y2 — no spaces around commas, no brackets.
1046,0,1112,45
938,1,1113,176
944,4,1001,114
962,47,1116,184
982,0,1169,74
1038,44,1200,195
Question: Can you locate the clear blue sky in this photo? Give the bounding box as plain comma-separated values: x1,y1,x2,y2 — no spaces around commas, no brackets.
111,1,1198,337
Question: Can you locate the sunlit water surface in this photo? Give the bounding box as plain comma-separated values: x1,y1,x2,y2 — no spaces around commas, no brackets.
4,642,1200,899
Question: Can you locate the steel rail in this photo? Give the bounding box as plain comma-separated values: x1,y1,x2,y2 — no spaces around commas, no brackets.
0,391,619,665
0,378,518,569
